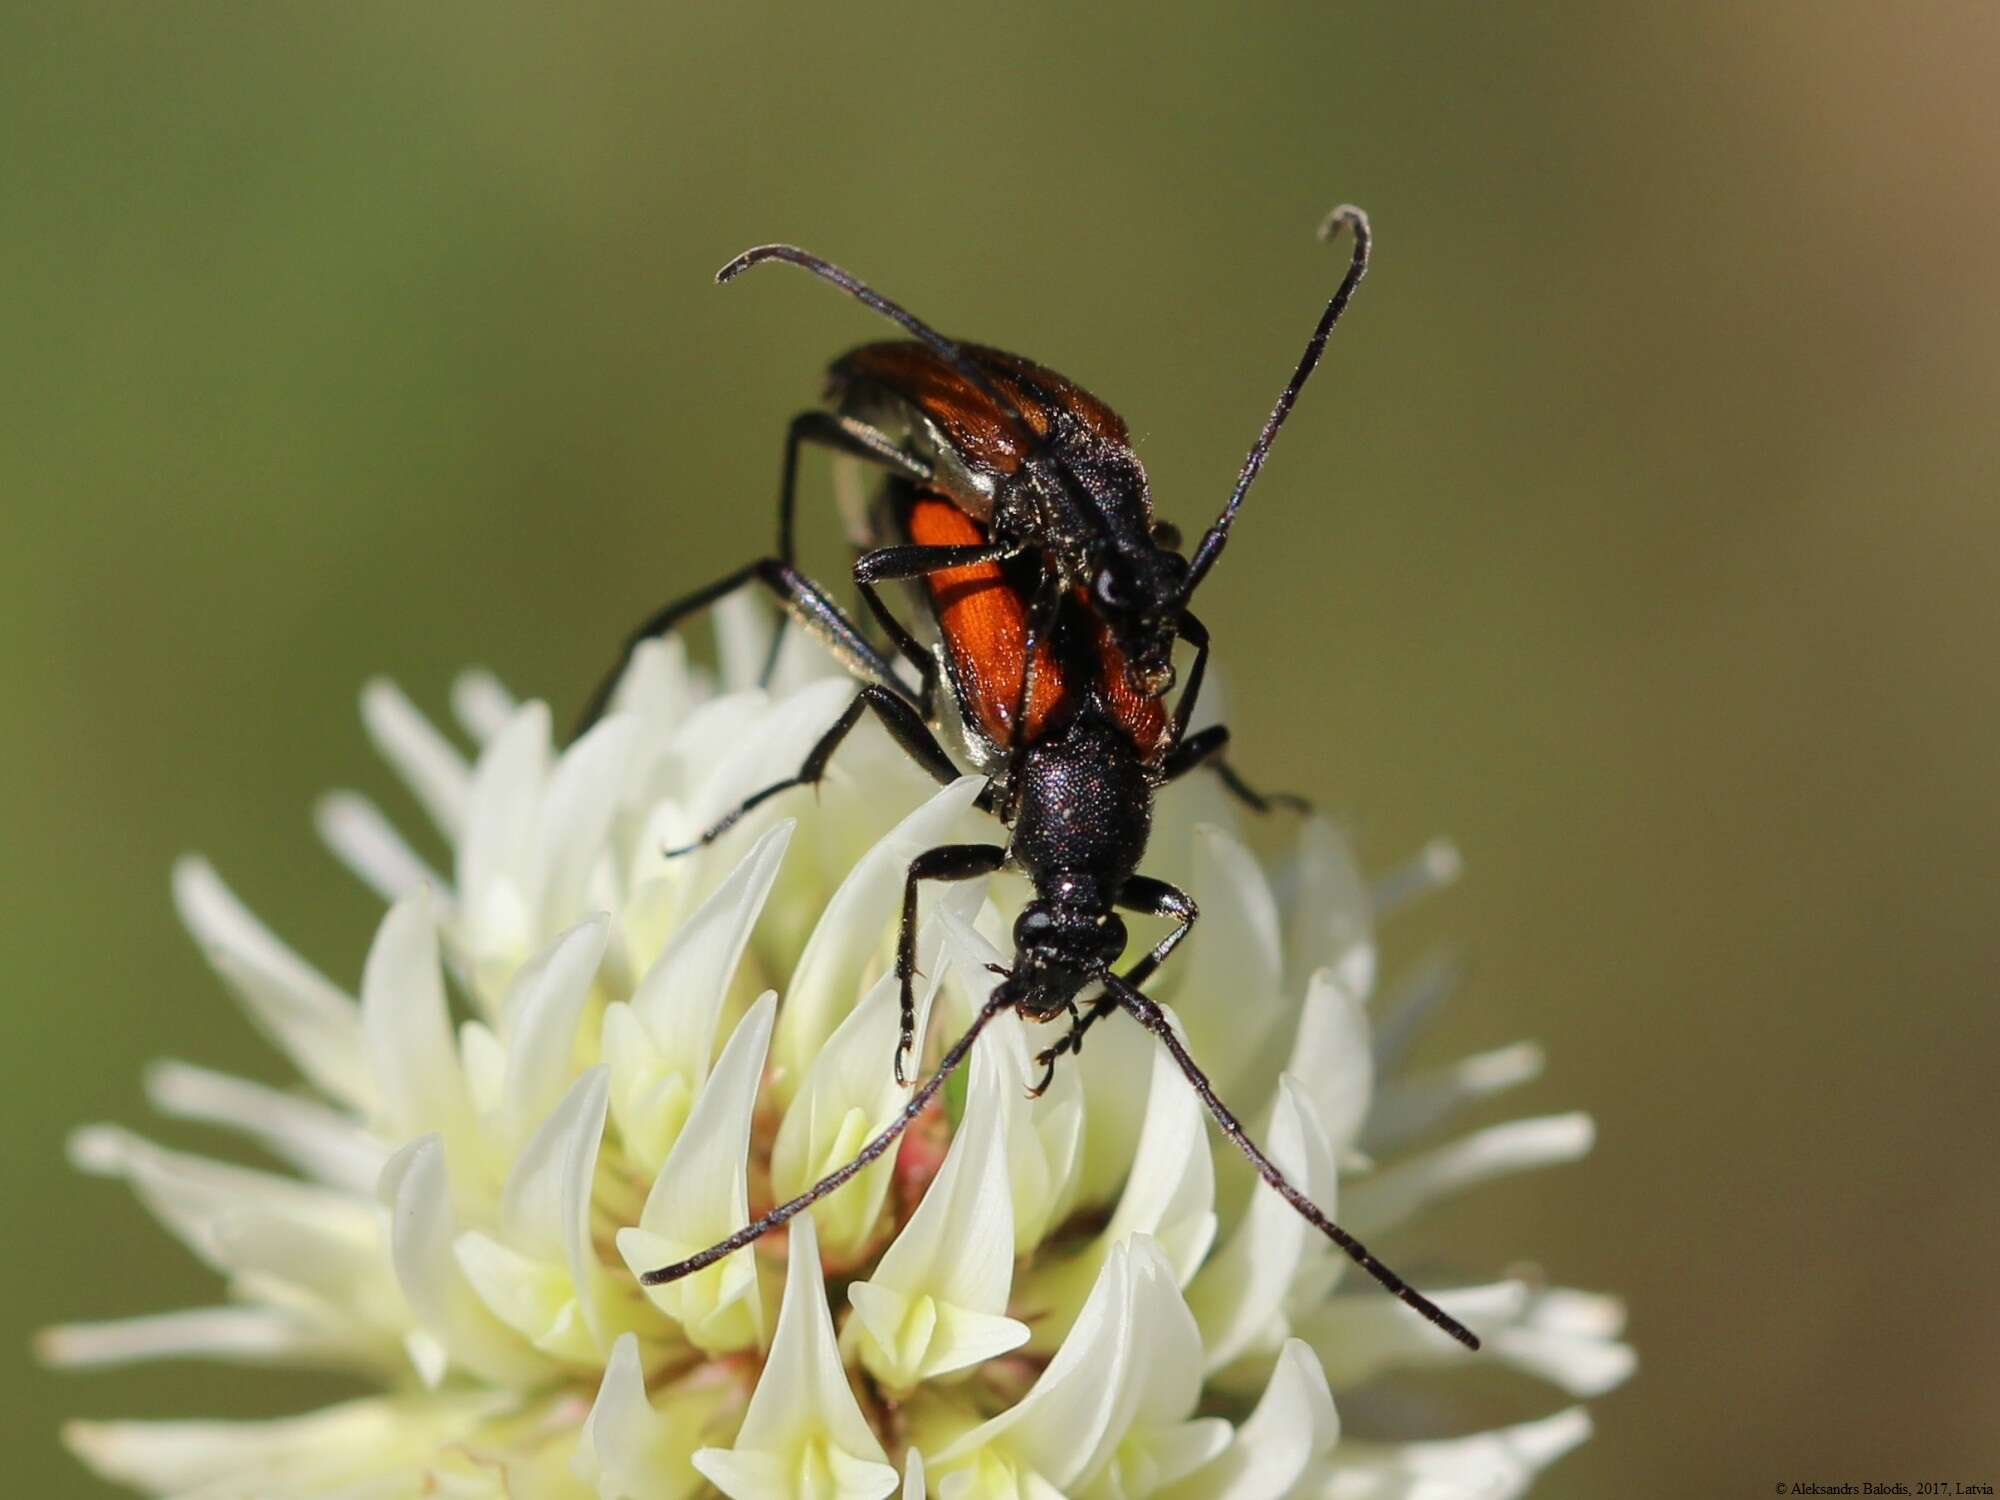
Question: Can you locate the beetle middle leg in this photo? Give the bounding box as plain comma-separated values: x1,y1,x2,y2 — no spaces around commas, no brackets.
576,557,914,734
668,683,964,855
895,843,1007,1084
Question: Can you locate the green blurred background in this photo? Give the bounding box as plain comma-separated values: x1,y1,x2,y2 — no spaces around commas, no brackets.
6,3,1996,1493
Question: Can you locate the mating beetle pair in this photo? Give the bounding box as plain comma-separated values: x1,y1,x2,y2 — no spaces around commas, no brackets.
583,209,1480,1351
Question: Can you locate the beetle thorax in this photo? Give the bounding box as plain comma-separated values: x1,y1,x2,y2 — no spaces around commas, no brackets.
1009,711,1154,893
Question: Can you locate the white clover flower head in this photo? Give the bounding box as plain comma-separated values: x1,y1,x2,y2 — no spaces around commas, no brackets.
44,596,1632,1500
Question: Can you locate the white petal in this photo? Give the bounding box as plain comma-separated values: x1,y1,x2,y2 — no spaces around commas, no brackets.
315,790,449,907
1368,952,1461,1078
848,1029,1028,1388
932,916,1080,1256
144,1059,387,1193
1162,1341,1337,1500
692,1215,896,1500
1301,1279,1633,1398
619,994,775,1353
769,961,944,1263
456,1068,622,1362
536,714,645,936
1362,1041,1544,1155
575,1332,727,1500
1186,1078,1336,1371
1274,818,1374,1002
674,679,858,878
1076,1238,1229,1500
634,817,790,1056
1282,968,1373,1158
452,667,518,743
359,891,478,1157
63,1392,504,1498
38,1305,375,1373
1020,1021,1215,1350
456,700,553,969
498,1067,606,1263
360,676,471,839
495,915,609,1148
771,775,986,1102
1492,1286,1635,1397
171,857,373,1111
68,1126,378,1293
1342,1113,1596,1236
1298,1281,1528,1388
1324,1409,1591,1500
1163,826,1285,1103
1069,1003,1157,1211
1369,838,1462,921
934,1244,1136,1492
604,634,700,722
379,1134,545,1387
713,588,777,694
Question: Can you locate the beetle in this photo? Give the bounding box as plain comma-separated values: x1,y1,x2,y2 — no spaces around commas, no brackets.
578,204,1373,767
626,216,1482,1347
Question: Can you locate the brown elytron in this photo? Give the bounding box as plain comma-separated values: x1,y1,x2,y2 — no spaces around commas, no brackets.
834,341,1131,489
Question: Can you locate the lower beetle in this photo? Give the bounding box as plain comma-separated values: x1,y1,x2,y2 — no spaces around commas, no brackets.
629,464,1482,1350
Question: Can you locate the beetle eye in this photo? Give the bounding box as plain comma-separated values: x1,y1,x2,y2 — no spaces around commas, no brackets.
1095,915,1128,961
1094,568,1129,611
1014,906,1056,943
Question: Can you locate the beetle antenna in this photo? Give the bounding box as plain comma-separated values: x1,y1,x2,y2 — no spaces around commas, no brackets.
1179,206,1372,604
639,990,1012,1286
1103,969,1481,1351
717,244,1032,431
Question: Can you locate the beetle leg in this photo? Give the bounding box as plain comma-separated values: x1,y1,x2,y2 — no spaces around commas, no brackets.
1029,995,1115,1097
575,558,911,738
775,411,932,561
852,541,1017,581
667,683,962,856
1162,725,1310,815
760,412,934,686
1169,611,1213,748
895,843,1008,1084
856,579,940,718
1113,875,1200,987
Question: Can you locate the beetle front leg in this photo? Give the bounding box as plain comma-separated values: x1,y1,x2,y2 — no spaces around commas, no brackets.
895,843,1007,1085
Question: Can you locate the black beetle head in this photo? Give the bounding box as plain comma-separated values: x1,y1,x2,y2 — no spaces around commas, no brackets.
998,901,1127,1020
1092,543,1188,698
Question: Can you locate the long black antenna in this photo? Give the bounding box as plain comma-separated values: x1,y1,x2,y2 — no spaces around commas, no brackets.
1180,205,1373,602
639,992,1012,1286
1106,971,1480,1350
716,244,1031,431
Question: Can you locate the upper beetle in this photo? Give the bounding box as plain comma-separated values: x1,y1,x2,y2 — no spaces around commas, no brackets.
577,207,1372,732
